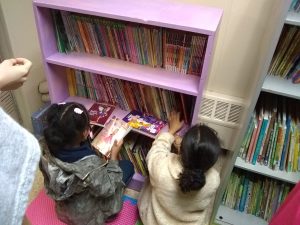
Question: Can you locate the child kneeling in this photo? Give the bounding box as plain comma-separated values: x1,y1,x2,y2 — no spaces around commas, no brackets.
40,102,134,225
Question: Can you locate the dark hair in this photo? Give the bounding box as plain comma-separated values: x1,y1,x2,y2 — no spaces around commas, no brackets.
44,102,90,155
178,124,221,193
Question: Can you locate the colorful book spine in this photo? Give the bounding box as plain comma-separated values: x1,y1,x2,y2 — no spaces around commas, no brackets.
252,115,269,164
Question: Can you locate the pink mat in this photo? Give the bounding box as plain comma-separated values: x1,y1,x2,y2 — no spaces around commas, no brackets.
26,189,141,225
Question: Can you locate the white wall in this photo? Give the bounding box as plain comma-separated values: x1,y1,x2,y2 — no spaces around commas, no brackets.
172,0,282,100
0,0,45,130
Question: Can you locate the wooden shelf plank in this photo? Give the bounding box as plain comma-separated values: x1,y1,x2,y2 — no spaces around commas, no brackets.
262,75,300,100
33,0,222,35
47,52,200,96
285,11,300,26
216,205,268,225
235,157,300,184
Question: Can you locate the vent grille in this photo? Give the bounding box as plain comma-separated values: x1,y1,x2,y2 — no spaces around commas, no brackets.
199,93,244,127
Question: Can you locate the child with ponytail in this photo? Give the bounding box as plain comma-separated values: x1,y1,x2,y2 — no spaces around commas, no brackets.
40,102,134,225
138,111,221,225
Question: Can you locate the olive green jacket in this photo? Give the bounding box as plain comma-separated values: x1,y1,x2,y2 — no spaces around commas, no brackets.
40,150,124,225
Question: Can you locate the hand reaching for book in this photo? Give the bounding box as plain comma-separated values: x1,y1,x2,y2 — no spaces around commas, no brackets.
110,139,124,160
168,111,184,135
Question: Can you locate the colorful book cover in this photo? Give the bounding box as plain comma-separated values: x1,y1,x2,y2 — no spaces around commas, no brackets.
92,116,132,157
246,114,261,162
239,177,249,212
123,110,167,135
280,116,291,170
88,102,115,125
252,115,269,164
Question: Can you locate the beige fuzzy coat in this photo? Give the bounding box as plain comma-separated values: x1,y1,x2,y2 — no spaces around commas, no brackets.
138,132,220,225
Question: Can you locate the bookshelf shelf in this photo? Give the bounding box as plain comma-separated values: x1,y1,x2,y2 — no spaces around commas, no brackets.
33,0,222,35
223,6,300,225
262,75,300,100
216,205,268,225
285,11,300,26
235,157,300,184
46,52,200,96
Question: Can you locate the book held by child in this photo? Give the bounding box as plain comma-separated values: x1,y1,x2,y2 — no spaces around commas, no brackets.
92,116,131,157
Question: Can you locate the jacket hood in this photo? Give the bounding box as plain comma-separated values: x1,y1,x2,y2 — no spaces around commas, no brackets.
40,154,107,200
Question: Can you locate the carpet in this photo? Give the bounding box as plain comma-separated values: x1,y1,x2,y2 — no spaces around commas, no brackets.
26,189,142,225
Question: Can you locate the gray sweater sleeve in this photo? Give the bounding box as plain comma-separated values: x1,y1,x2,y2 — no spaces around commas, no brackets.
0,108,41,225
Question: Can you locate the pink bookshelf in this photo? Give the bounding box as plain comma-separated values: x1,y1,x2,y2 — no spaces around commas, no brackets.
33,0,222,206
33,0,222,125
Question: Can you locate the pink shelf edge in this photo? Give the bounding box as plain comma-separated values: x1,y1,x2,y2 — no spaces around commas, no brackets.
46,53,201,96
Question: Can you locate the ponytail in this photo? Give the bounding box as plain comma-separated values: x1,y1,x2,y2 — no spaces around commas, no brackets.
179,168,206,193
178,124,221,193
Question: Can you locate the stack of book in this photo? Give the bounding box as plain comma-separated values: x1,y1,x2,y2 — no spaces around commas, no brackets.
222,168,293,222
268,24,300,83
239,92,300,172
67,69,195,123
52,10,208,76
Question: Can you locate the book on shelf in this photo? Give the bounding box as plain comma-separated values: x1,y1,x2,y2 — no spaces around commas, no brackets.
91,116,132,157
222,168,293,222
247,111,263,163
88,102,115,125
67,69,196,125
261,110,276,165
239,92,300,172
280,116,291,170
119,133,152,176
268,24,300,79
122,110,167,135
252,113,269,164
53,9,208,76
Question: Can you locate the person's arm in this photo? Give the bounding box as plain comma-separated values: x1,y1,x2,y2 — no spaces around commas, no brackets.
146,111,183,177
0,58,32,91
87,140,124,197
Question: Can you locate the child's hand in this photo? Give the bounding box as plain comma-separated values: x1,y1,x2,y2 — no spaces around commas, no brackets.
168,111,184,135
0,58,32,91
110,139,123,160
173,135,182,153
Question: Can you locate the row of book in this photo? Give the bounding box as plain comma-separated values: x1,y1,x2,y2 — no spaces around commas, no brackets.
268,24,300,83
222,168,293,222
119,133,152,176
67,68,195,123
53,10,207,76
239,92,300,172
290,0,300,12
